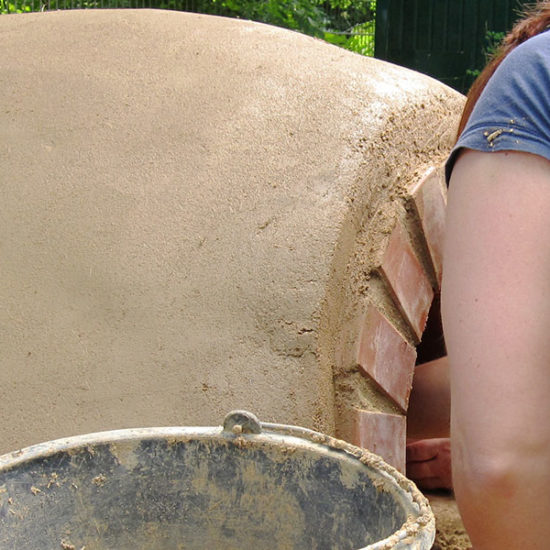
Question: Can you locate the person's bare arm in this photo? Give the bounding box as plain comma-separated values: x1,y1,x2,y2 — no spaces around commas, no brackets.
406,356,452,490
443,150,550,549
407,356,450,440
406,437,452,490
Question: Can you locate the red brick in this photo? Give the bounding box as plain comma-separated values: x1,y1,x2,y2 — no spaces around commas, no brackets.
409,166,447,288
378,221,434,341
357,307,416,411
352,409,406,473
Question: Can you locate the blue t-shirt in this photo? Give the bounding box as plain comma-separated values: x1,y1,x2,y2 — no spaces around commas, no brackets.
446,30,550,183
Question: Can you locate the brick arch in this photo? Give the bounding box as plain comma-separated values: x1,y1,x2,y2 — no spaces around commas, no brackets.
332,166,448,472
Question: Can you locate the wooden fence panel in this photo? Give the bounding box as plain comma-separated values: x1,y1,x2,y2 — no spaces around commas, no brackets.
375,0,526,93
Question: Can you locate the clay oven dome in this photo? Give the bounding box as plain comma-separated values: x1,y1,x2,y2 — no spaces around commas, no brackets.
0,10,463,469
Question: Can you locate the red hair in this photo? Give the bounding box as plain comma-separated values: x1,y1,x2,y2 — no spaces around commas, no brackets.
457,1,550,139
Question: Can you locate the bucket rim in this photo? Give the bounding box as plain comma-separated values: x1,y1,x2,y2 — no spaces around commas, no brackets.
0,412,435,550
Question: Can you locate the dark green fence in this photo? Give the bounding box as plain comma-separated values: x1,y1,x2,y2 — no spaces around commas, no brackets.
375,0,528,93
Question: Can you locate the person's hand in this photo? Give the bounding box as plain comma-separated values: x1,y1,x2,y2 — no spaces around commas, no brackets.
406,438,452,490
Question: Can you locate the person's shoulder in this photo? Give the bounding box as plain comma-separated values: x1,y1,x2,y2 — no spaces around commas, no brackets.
482,30,550,103
446,30,550,184
502,29,550,73
516,27,550,51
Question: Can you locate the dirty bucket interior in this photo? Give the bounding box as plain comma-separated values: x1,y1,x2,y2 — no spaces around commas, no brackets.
0,411,434,550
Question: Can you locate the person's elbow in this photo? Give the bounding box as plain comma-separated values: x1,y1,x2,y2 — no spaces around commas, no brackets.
454,451,517,501
453,438,549,503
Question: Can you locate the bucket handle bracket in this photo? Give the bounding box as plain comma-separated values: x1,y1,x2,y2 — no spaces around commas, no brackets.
223,410,262,435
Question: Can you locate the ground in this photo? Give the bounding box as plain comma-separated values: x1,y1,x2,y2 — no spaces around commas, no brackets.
428,491,472,550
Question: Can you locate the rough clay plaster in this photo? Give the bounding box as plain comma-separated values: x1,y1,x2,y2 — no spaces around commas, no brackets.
0,9,464,454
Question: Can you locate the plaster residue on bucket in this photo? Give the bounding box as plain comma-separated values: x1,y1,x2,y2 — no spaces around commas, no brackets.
109,440,141,471
184,447,307,539
205,458,305,548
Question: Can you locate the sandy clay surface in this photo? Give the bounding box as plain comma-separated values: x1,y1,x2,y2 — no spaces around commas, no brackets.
428,491,472,550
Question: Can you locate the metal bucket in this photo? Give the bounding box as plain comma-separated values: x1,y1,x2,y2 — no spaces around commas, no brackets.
0,411,434,549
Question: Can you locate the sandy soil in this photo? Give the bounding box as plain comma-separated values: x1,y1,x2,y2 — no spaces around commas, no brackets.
427,491,472,550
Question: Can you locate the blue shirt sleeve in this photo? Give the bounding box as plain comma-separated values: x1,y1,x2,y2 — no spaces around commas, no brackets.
446,30,550,183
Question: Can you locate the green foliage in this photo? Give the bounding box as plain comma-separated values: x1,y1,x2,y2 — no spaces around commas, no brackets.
0,0,32,12
324,18,375,56
324,0,374,32
323,0,377,57
208,0,328,37
484,30,506,58
466,29,506,81
205,0,376,52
